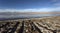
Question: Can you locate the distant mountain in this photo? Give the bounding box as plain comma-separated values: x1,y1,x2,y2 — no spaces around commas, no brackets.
0,12,60,15
0,12,30,15
0,12,60,20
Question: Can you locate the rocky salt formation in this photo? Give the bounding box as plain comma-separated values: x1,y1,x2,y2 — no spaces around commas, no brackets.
0,16,60,33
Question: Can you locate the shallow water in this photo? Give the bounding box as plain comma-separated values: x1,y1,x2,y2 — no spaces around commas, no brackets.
0,14,60,18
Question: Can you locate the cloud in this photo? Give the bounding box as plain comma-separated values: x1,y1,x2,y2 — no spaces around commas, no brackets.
18,7,60,12
53,3,60,6
50,0,60,6
0,7,60,12
51,0,60,2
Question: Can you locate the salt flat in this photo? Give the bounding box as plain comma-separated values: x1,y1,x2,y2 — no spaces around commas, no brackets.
0,16,60,33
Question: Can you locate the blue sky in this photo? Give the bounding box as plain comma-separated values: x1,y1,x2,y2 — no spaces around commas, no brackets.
0,0,60,12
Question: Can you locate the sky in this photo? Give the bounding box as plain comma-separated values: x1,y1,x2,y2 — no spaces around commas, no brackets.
0,0,60,12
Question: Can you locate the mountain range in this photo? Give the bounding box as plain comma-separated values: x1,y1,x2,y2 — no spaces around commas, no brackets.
0,12,60,15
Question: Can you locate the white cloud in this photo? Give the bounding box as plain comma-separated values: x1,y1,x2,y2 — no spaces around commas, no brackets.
0,7,60,12
21,7,60,12
51,0,60,6
51,0,60,2
53,3,60,6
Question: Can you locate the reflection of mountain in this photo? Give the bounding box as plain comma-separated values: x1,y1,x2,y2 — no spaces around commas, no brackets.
0,12,60,19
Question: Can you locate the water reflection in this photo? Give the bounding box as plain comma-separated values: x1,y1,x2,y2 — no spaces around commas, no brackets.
0,14,60,18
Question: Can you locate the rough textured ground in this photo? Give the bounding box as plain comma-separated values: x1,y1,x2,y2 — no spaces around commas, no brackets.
0,16,60,33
